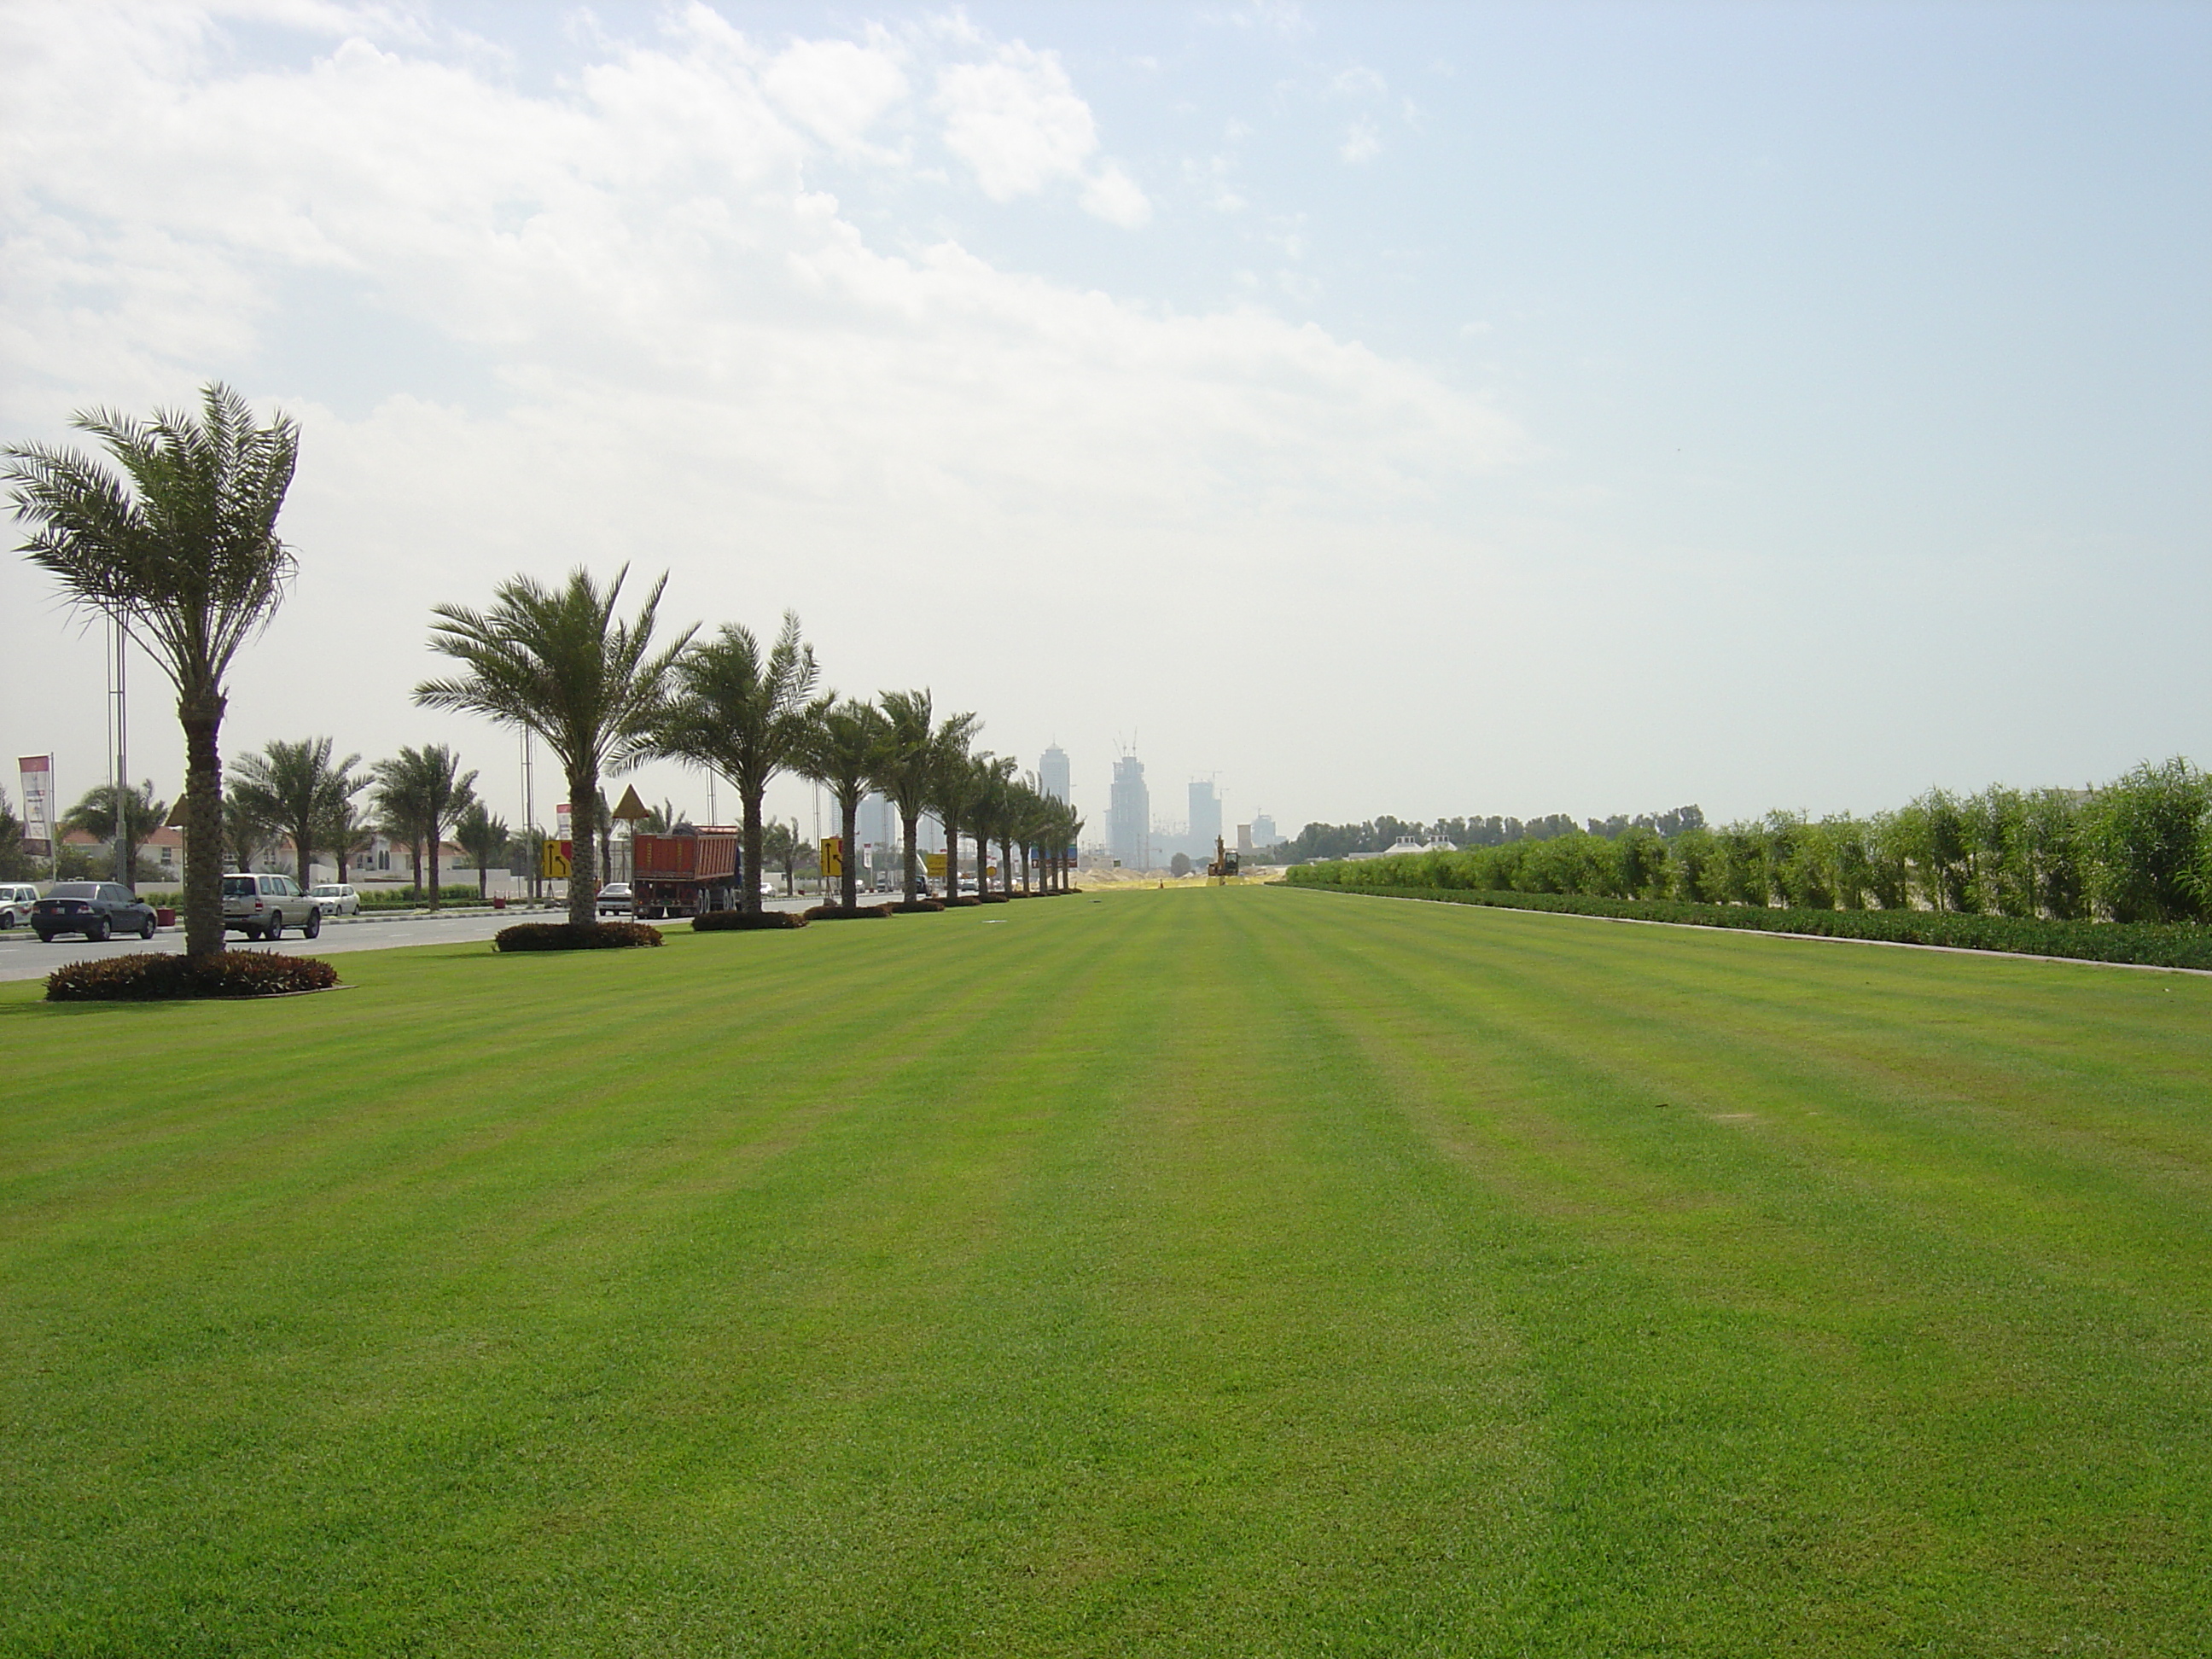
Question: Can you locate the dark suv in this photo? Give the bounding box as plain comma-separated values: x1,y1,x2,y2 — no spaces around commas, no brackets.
32,882,158,942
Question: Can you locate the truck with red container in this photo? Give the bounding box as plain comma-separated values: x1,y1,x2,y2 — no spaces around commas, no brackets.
628,827,743,919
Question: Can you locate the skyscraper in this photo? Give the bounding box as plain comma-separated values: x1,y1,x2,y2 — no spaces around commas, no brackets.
1109,754,1150,870
1188,778,1222,856
1039,744,1070,804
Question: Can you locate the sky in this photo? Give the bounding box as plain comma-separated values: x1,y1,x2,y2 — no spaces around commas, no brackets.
3,0,2207,841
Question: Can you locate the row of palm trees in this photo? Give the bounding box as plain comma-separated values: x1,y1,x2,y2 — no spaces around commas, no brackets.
226,737,511,903
421,575,1085,927
3,381,1079,957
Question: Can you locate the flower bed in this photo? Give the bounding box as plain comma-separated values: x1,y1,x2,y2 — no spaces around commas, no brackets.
493,922,663,952
47,951,341,1002
692,911,808,932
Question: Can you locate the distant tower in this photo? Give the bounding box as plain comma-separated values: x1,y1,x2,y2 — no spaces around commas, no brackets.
1251,810,1277,847
1187,777,1221,854
1109,754,1150,870
1039,744,1070,804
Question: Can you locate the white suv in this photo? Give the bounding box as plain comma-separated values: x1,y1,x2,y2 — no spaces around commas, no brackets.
222,872,323,940
0,882,39,928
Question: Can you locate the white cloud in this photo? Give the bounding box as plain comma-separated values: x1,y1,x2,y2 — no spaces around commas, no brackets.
1080,163,1151,228
933,43,1098,201
1341,117,1382,164
1,2,1523,828
760,36,908,155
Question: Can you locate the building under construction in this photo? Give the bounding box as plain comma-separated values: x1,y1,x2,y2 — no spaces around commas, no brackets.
1109,754,1150,870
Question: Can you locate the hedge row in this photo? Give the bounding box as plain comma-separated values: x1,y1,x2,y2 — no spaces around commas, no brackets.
493,922,663,952
47,951,342,1001
692,910,808,931
1301,885,2212,970
806,904,894,920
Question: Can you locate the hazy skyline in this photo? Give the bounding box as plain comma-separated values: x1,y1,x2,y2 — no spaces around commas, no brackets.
4,1,2207,840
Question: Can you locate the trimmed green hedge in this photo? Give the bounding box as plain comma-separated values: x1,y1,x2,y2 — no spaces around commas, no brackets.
1293,884,2212,970
692,910,808,932
804,904,893,920
493,922,662,952
47,951,341,1001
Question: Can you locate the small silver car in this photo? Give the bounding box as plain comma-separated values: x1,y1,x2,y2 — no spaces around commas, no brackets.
222,872,323,940
307,882,362,916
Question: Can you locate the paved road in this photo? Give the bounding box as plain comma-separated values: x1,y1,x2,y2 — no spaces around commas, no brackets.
0,897,824,984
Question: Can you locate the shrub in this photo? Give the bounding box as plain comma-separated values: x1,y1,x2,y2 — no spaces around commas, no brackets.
805,903,892,920
1295,885,2212,971
493,921,662,952
692,910,808,931
47,951,341,1001
892,899,946,913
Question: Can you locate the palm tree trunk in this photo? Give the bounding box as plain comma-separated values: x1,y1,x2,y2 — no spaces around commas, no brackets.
181,691,226,961
428,829,442,911
567,772,598,928
742,789,765,918
902,808,922,904
841,796,860,912
999,834,1013,898
478,859,489,900
943,807,959,899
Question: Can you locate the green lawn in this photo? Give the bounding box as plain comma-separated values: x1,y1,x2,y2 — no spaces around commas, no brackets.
4,888,2209,1656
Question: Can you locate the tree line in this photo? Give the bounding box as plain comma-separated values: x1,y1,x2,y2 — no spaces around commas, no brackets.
1277,806,1708,863
4,382,1081,955
1294,762,2212,925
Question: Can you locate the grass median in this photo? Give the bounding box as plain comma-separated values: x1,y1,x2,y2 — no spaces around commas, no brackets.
3,886,2209,1653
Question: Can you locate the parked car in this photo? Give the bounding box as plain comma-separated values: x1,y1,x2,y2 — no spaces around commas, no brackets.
31,882,157,942
596,882,633,917
307,882,361,916
222,872,323,940
0,882,40,928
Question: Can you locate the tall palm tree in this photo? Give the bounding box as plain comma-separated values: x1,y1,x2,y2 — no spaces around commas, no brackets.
224,791,271,873
796,698,885,914
970,755,1016,898
415,568,692,928
320,794,376,884
876,689,955,905
926,721,984,904
230,736,363,885
373,745,478,909
61,781,167,886
456,801,509,900
4,382,300,958
649,612,824,918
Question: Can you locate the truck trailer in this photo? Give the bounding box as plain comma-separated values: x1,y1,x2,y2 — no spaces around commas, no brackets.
630,828,742,918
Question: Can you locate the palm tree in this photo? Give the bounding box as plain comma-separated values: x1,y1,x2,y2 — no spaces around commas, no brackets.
318,792,377,885
61,781,167,886
456,801,509,900
373,745,478,908
795,698,885,914
415,568,693,928
926,722,985,904
876,689,960,905
224,791,272,872
229,736,363,885
4,382,300,958
649,612,824,919
970,754,1016,898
